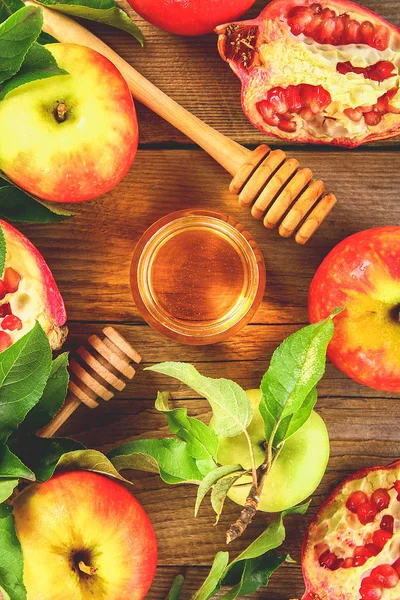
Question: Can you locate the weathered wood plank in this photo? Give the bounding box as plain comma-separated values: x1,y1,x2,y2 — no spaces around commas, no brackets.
19,149,400,325
90,0,400,146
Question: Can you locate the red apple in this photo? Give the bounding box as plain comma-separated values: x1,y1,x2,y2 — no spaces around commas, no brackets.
127,0,257,36
309,226,400,392
13,471,157,600
0,44,138,203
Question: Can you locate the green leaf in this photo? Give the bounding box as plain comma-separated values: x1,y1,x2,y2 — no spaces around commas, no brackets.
56,449,132,485
0,445,34,480
211,473,244,524
37,30,57,44
165,575,185,600
0,183,74,223
260,315,337,445
109,438,210,484
155,391,218,469
20,353,69,433
0,222,5,277
146,363,252,438
232,502,310,563
192,552,229,600
8,436,85,481
221,554,288,599
0,479,18,503
0,41,67,99
194,464,243,517
275,387,317,445
35,0,143,44
0,0,24,25
0,504,26,600
0,6,43,85
0,323,52,443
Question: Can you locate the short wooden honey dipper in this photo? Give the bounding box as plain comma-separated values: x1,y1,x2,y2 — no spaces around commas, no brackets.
38,327,141,438
29,3,337,244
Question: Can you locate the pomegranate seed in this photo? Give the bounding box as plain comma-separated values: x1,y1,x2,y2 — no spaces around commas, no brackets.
381,515,394,533
357,501,377,524
393,481,400,494
319,550,339,570
268,87,288,114
286,86,302,113
371,489,391,512
371,564,399,588
343,19,360,44
278,119,296,133
372,25,390,51
353,546,373,566
3,268,21,294
364,111,382,127
0,331,12,352
342,557,354,568
0,303,11,318
0,281,6,301
314,16,336,44
365,543,380,557
344,108,363,122
359,577,383,600
347,490,369,513
360,21,374,44
1,314,22,332
392,558,400,576
372,529,392,550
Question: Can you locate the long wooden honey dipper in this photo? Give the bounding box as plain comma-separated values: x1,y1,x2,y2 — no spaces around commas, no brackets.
29,3,337,244
38,327,141,438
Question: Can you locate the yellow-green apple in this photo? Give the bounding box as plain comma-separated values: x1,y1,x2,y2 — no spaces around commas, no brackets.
0,44,138,203
309,226,400,392
0,220,66,352
13,471,157,600
215,389,329,512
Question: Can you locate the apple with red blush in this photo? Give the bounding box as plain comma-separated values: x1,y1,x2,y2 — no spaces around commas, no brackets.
309,226,400,392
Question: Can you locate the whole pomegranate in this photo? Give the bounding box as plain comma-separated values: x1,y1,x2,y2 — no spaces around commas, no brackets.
302,461,400,600
216,0,400,147
126,0,257,36
0,221,67,352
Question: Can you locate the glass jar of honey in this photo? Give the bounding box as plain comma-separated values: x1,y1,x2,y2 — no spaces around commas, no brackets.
130,209,266,345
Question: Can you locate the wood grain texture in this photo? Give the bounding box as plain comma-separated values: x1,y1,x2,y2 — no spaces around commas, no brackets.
19,149,400,324
26,2,400,597
92,0,400,147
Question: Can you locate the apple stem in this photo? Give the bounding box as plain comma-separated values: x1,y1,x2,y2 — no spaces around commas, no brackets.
55,102,68,123
78,561,97,576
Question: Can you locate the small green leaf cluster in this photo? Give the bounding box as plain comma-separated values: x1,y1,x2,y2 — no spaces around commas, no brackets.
0,0,142,225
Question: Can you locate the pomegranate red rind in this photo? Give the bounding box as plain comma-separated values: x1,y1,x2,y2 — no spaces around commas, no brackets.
0,220,67,351
302,460,400,600
216,0,400,147
309,227,400,393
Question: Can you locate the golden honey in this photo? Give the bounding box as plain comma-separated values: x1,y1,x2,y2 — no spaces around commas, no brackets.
130,210,266,345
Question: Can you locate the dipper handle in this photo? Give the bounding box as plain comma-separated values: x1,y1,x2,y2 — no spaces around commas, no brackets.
38,327,141,438
33,4,336,242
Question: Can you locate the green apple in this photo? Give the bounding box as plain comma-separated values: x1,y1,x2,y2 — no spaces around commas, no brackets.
216,389,329,512
0,44,138,203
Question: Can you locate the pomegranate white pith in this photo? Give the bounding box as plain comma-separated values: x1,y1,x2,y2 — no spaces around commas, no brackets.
0,221,67,351
302,461,400,600
217,0,400,147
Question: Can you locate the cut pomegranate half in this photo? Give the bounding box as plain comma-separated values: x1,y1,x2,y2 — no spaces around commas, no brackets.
302,460,400,600
216,0,400,147
0,221,67,351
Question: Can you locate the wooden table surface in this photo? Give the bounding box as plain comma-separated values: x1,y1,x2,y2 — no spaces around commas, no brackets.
21,1,400,597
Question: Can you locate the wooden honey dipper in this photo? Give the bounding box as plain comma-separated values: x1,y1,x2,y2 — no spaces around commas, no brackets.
30,3,337,244
38,327,141,438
